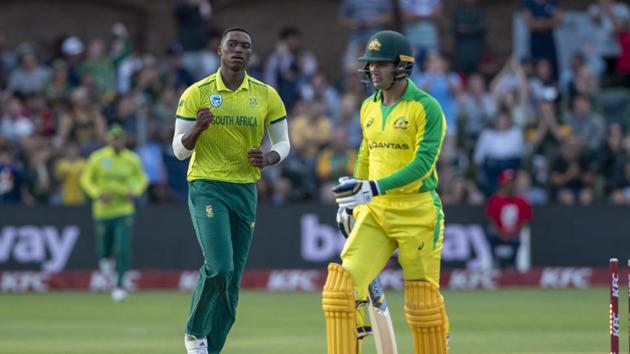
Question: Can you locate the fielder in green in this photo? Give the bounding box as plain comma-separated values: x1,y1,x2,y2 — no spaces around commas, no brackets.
80,125,148,302
171,27,290,354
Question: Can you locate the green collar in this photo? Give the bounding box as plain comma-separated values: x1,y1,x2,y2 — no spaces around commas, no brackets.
374,78,417,102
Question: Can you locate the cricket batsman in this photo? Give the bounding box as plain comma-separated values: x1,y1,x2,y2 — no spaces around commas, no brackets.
322,30,449,354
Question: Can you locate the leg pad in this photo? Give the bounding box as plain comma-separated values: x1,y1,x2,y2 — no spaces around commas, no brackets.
322,263,358,354
404,281,448,354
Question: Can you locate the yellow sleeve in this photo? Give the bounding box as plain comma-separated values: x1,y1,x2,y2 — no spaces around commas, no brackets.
129,154,149,196
175,85,201,120
80,154,100,199
265,85,287,125
353,102,370,180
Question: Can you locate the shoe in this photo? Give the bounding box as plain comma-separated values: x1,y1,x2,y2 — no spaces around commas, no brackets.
184,334,208,354
111,288,127,302
99,258,115,274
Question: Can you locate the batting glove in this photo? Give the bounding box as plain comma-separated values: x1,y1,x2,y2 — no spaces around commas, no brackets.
332,177,380,209
336,207,354,238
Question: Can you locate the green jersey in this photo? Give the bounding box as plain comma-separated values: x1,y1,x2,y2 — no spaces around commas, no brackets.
80,146,148,219
176,68,287,183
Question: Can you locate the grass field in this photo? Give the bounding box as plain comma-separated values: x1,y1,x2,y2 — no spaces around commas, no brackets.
0,288,620,354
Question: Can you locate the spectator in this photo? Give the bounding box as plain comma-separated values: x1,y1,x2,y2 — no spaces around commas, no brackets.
515,168,548,204
264,27,317,111
173,0,212,80
136,126,171,204
60,36,85,88
564,94,604,153
54,142,86,206
8,46,50,96
529,58,559,105
339,0,393,70
289,100,332,157
77,39,118,101
522,0,562,78
0,145,31,204
400,0,442,64
526,99,568,160
439,170,485,205
611,160,630,204
485,169,532,270
458,72,496,142
550,136,595,205
474,111,525,196
316,127,356,204
588,0,630,74
617,18,630,82
598,122,625,196
280,144,319,202
21,135,54,204
44,60,71,104
336,92,363,148
0,32,16,90
452,0,487,75
560,51,600,103
56,87,106,154
490,55,531,127
1,95,34,142
301,71,341,122
413,52,462,160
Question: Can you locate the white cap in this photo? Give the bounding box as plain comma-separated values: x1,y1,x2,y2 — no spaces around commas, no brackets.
62,36,84,56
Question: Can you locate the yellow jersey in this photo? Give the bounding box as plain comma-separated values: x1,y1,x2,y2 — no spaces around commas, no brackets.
354,79,446,195
176,68,287,183
80,146,148,219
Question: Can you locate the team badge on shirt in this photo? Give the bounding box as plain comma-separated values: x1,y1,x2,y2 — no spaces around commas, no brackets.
210,94,223,108
366,117,374,128
205,204,214,218
393,117,409,130
101,158,112,169
249,97,257,106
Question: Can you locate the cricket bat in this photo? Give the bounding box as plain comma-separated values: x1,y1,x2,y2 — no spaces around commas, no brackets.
367,277,398,354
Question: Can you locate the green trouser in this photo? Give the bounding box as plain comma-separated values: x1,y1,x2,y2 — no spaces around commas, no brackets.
185,179,257,354
95,215,133,287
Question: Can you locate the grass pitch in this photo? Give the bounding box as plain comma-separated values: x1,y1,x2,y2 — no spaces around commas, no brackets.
0,288,617,354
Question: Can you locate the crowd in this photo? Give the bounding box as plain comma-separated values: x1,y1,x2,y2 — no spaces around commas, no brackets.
1,0,629,207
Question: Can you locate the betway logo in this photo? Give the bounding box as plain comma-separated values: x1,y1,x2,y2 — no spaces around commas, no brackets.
299,214,492,270
0,226,79,272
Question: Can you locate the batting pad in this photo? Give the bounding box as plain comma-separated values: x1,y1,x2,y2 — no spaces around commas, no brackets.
404,281,448,354
322,263,358,354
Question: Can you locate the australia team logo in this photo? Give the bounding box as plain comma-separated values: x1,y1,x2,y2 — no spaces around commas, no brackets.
210,94,223,108
366,117,374,128
393,117,409,130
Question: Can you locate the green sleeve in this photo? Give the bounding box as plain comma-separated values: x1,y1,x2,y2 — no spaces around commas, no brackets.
129,155,149,196
80,155,100,199
376,97,445,193
353,138,370,180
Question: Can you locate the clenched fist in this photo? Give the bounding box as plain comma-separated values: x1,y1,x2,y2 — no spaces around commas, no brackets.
247,147,267,168
194,108,214,132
